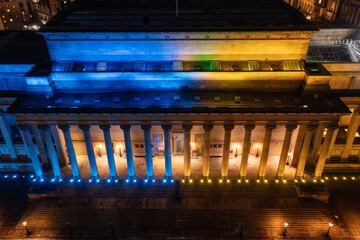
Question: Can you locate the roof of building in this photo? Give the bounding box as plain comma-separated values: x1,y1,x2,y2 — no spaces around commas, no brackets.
0,32,50,64
7,90,349,115
43,0,317,32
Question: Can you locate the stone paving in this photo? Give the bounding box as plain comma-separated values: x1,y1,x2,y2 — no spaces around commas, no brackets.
0,180,359,239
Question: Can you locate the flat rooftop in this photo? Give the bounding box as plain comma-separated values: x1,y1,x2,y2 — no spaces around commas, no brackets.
7,91,349,115
43,0,316,32
0,32,49,64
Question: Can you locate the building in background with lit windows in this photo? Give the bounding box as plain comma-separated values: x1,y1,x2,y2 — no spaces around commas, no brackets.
0,0,72,30
284,0,360,27
0,0,359,183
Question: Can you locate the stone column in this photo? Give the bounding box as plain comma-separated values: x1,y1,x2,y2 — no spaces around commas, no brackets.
50,126,67,167
314,124,338,178
296,124,317,178
342,107,360,160
0,114,17,159
240,122,255,178
18,126,43,177
202,124,213,178
141,125,153,178
327,128,339,159
162,125,172,177
79,125,98,177
40,126,61,177
258,123,276,178
31,125,49,168
183,124,192,177
276,123,297,178
120,125,135,177
221,123,234,177
100,125,117,177
291,125,306,167
308,124,325,164
59,125,80,177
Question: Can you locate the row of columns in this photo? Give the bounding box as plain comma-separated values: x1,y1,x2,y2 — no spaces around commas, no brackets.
17,121,340,180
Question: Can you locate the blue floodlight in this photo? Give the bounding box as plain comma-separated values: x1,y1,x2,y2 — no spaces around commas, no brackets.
133,179,137,183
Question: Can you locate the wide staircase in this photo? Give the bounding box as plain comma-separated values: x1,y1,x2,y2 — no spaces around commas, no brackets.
3,183,345,239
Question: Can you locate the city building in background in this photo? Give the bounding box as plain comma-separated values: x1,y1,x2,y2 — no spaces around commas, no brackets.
0,0,73,30
0,0,359,182
284,0,360,27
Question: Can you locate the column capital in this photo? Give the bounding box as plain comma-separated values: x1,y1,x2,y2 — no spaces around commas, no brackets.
203,124,213,132
224,123,234,131
306,123,318,131
354,106,360,115
141,125,151,131
285,122,297,131
326,123,339,132
183,124,193,131
99,125,111,131
17,125,29,131
244,122,256,131
120,125,131,131
79,125,91,132
265,122,276,131
58,125,71,131
38,125,50,131
161,124,172,131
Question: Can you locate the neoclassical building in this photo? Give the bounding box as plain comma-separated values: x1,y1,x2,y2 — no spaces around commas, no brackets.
0,0,359,182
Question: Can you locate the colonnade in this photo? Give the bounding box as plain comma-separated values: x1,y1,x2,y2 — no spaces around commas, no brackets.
15,121,342,180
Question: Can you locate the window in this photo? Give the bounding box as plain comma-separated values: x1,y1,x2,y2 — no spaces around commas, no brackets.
248,61,260,71
53,62,73,71
283,61,301,70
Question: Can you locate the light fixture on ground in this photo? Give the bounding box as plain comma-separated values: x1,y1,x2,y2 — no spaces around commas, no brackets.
22,221,31,237
282,222,288,237
326,222,333,237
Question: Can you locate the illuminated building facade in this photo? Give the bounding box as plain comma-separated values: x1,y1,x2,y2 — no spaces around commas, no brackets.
0,0,359,182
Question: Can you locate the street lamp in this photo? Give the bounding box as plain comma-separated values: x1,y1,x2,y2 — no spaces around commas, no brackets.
117,144,123,158
190,142,196,157
96,144,103,157
22,221,31,237
282,222,288,237
233,143,240,158
255,144,261,158
326,222,333,237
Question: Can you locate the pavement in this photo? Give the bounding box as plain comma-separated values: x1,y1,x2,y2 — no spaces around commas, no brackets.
0,179,359,239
